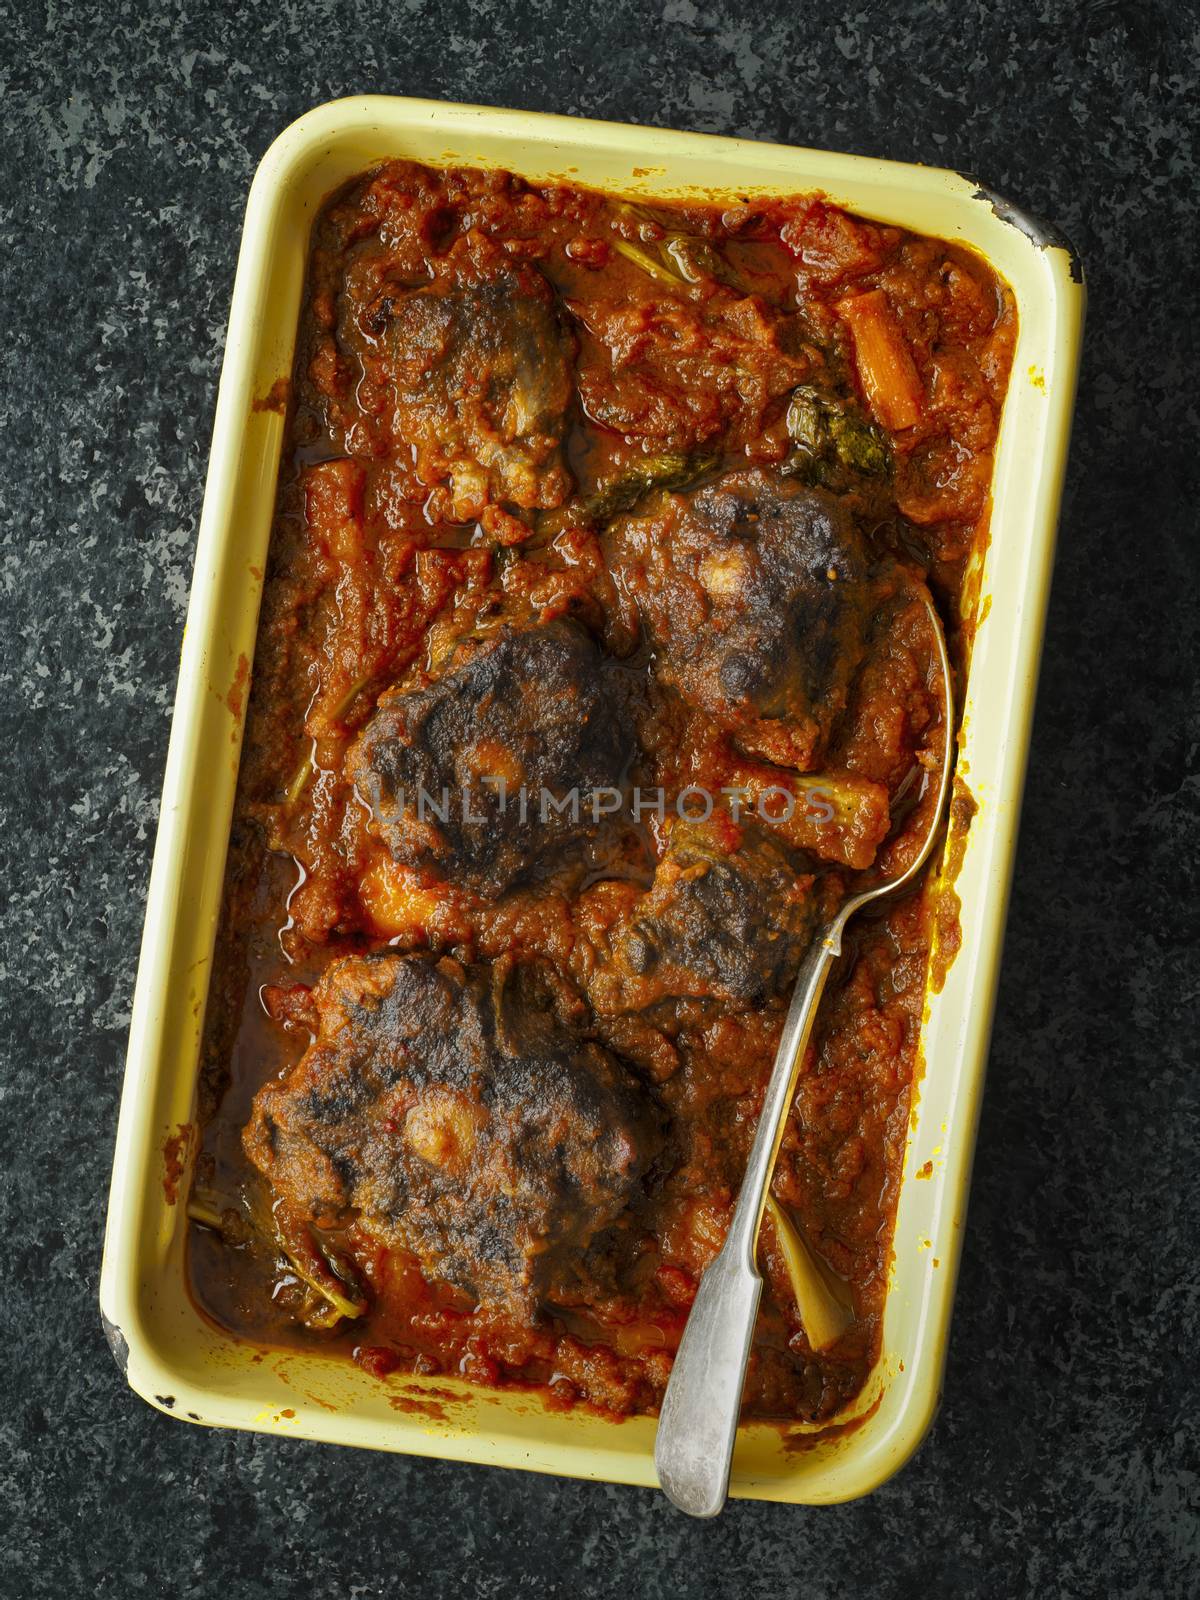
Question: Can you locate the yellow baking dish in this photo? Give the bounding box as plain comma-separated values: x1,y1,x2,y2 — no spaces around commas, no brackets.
99,94,1084,1504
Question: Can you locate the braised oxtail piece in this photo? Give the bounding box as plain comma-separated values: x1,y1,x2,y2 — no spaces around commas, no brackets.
606,466,878,770
244,953,663,1317
346,619,632,898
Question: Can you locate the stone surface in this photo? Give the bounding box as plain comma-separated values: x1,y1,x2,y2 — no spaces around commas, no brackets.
1,1,1196,1593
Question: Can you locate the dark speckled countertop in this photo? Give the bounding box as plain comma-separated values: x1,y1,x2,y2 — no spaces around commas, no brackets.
1,1,1196,1594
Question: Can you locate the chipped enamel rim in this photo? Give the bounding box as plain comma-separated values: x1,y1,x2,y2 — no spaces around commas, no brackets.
99,95,1085,1505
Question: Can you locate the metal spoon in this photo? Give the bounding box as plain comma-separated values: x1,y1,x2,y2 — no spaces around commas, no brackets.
654,595,955,1518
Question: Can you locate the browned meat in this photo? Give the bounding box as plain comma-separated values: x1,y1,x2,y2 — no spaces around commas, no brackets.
586,813,830,1014
346,619,633,898
243,953,662,1317
606,466,879,770
382,266,575,524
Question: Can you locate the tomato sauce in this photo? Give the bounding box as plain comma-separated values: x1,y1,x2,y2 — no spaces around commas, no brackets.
188,160,1014,1424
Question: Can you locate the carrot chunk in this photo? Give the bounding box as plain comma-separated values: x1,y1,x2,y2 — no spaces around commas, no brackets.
836,289,925,432
304,457,366,564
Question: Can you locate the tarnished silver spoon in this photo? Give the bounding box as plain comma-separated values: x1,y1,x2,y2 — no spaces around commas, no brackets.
654,595,955,1518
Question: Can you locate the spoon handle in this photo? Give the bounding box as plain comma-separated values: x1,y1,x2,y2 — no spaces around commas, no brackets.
654,927,842,1517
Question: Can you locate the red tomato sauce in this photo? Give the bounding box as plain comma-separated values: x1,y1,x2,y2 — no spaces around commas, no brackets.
188,160,1014,1424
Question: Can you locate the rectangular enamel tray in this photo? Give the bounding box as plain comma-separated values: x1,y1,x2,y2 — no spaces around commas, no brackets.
100,95,1084,1504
